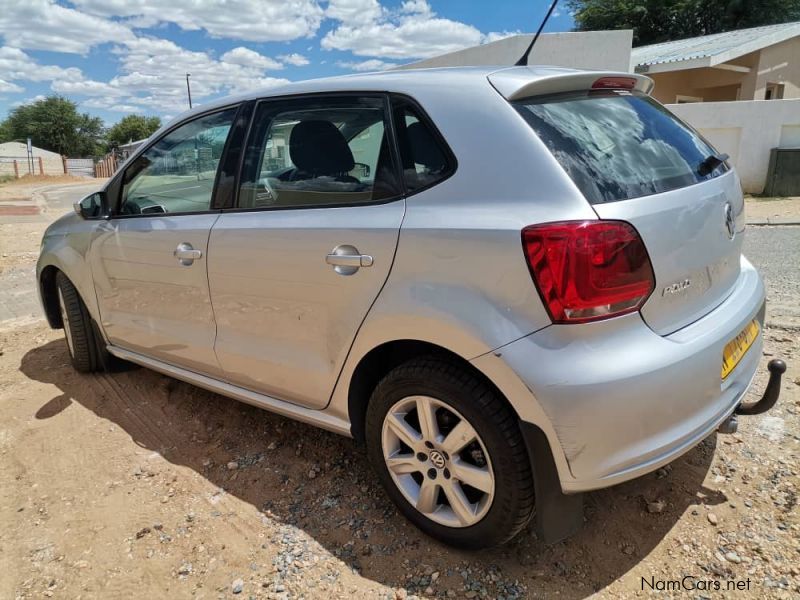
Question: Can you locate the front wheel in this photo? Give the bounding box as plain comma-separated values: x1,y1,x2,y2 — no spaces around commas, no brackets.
365,357,535,548
55,272,109,373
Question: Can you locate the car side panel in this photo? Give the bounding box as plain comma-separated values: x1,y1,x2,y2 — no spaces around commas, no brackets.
325,83,596,429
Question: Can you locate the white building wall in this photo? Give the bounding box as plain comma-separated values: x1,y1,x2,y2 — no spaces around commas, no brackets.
0,142,64,177
399,30,633,73
667,99,800,194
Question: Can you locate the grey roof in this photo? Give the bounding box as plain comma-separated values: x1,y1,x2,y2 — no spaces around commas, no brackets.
632,21,800,72
161,65,588,130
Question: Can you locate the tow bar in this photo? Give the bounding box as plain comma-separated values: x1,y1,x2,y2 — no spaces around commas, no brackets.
737,359,786,415
718,359,786,434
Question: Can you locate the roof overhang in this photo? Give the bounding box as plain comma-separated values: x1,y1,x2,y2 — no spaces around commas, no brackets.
632,22,800,74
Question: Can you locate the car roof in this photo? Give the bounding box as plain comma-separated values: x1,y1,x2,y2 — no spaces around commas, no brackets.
167,65,589,123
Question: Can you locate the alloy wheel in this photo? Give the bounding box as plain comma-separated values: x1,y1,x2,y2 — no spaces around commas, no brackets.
381,395,495,528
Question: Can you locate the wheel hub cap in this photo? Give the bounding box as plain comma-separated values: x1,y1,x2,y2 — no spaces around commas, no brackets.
429,450,446,469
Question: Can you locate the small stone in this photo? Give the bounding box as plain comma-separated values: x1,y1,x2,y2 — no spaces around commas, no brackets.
725,552,742,564
73,560,89,569
231,578,244,594
707,512,719,525
178,563,192,576
647,499,666,514
425,588,434,595
267,441,278,450
431,572,440,582
465,592,477,599
308,469,317,479
227,461,239,471
622,544,635,555
395,589,407,599
135,527,151,539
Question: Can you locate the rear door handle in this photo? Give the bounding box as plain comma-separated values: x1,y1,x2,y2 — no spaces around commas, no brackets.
326,244,373,275
174,242,203,266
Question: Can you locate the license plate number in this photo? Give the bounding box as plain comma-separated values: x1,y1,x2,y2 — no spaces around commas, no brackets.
721,319,760,379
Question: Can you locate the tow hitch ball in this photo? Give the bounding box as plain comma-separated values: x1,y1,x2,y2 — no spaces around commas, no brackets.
719,359,787,434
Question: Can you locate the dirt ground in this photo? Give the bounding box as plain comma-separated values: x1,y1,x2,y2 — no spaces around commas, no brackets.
1,185,799,599
745,196,800,223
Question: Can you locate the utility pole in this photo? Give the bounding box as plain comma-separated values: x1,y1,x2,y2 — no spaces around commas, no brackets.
186,73,193,109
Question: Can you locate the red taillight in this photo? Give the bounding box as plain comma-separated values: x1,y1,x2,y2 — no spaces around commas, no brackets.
522,221,654,323
591,76,637,90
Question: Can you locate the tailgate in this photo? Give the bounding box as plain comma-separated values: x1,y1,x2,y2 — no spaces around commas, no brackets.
595,170,744,335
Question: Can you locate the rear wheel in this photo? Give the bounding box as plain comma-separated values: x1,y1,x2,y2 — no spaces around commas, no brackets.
55,272,109,373
365,356,535,548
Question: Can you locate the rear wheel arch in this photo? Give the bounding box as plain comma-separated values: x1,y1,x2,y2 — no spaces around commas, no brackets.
347,339,521,443
347,338,585,544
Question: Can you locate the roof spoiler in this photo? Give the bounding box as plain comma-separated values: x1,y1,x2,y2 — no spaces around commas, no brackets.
488,68,655,101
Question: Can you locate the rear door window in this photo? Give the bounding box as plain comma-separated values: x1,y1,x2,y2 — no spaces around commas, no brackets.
514,91,727,204
238,96,400,209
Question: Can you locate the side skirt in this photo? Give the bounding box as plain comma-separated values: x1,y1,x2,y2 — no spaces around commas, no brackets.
107,346,353,437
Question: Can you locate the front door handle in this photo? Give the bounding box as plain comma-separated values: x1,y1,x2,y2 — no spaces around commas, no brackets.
326,244,373,275
174,242,203,266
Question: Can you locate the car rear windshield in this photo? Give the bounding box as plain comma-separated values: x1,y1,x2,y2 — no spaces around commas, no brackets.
514,90,728,204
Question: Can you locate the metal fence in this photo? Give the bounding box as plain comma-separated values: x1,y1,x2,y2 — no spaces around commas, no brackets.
64,158,95,177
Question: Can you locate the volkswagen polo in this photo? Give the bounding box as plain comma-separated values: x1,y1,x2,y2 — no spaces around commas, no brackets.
37,66,785,548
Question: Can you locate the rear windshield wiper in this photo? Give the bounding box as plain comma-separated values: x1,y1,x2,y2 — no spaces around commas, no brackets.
697,153,729,176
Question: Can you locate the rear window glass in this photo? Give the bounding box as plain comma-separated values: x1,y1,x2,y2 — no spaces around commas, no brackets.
514,90,727,204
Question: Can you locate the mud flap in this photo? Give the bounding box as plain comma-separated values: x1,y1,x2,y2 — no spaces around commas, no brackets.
520,421,584,543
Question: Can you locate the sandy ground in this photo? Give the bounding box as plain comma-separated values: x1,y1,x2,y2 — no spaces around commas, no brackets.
1,184,799,599
745,197,800,224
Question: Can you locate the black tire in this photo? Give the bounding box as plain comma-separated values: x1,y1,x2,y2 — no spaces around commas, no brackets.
55,271,110,373
365,356,535,549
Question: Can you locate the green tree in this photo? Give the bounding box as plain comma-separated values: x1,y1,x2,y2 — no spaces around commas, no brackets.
0,95,106,156
106,114,161,150
568,0,800,46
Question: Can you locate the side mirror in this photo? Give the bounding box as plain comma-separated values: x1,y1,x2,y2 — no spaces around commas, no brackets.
73,192,106,219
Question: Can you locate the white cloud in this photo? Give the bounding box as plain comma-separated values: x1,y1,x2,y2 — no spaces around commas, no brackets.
11,94,46,107
220,47,283,70
278,53,310,67
325,0,383,26
81,97,143,113
337,59,396,72
51,78,123,97
33,36,290,113
322,0,483,59
0,0,133,54
0,46,83,83
110,37,291,110
0,78,23,94
72,0,324,42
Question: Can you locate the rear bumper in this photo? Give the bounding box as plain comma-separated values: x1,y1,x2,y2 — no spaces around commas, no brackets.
476,256,766,492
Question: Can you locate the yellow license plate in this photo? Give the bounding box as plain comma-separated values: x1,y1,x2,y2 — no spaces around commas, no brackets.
721,319,760,379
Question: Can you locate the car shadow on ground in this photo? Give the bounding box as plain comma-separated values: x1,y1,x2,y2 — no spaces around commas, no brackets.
21,340,724,598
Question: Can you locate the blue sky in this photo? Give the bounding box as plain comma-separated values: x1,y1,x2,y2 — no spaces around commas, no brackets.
0,1,574,124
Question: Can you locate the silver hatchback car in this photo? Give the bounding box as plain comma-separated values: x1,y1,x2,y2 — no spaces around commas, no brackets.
37,66,784,549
